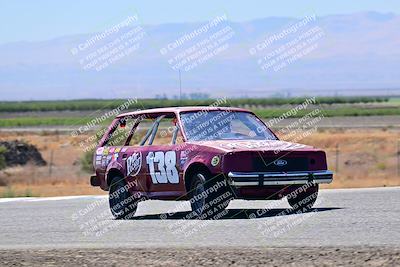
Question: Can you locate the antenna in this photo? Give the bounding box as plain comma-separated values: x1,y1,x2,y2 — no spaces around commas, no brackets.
179,69,182,105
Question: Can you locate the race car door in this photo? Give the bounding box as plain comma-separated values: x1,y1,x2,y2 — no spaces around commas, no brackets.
137,115,186,198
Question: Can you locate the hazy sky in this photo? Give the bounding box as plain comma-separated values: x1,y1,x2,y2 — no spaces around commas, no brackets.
0,0,399,44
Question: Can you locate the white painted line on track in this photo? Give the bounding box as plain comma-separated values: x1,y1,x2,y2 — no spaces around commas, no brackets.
0,186,398,203
320,186,400,194
0,195,107,203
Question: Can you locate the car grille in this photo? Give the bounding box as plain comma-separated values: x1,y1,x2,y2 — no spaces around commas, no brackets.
252,157,309,172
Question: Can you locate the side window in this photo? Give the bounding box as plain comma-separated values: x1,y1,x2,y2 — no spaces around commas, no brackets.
128,118,154,146
129,115,182,146
103,114,183,147
151,118,181,146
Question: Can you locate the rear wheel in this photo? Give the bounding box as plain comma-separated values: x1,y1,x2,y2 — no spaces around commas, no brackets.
188,172,232,219
287,184,319,212
109,176,140,219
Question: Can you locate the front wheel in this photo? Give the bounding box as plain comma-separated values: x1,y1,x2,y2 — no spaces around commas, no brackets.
287,184,319,212
109,176,141,219
188,172,232,219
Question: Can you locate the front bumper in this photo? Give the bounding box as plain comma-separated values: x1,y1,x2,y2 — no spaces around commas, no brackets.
227,170,333,186
90,175,101,186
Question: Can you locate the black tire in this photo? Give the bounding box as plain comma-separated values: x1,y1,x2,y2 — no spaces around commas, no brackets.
188,172,232,219
287,183,319,212
109,176,140,219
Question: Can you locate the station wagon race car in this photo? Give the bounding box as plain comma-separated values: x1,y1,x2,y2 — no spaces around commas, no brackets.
90,107,333,219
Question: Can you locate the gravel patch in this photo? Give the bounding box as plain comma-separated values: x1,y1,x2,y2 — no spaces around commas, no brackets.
0,247,399,266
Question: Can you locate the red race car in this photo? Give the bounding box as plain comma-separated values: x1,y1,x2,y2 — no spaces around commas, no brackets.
90,107,333,219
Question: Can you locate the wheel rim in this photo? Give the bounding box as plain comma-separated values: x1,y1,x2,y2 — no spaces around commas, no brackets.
109,178,128,217
192,174,206,215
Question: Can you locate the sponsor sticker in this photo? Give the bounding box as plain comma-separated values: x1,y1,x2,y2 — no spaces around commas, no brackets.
180,158,187,167
103,148,109,155
219,141,306,150
181,150,189,158
127,152,142,176
211,155,220,166
101,157,108,167
96,147,104,155
180,150,189,166
112,153,119,161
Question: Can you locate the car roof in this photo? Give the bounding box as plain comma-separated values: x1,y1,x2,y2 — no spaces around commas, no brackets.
117,106,251,118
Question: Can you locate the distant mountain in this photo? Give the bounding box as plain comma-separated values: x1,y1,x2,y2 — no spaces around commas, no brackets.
1,12,399,100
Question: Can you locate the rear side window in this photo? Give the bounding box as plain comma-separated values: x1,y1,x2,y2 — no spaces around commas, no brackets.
103,116,137,147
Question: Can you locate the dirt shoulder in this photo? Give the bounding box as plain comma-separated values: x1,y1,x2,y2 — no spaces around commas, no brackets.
0,247,399,266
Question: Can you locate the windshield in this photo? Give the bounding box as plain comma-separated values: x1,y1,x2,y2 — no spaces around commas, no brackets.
180,110,277,141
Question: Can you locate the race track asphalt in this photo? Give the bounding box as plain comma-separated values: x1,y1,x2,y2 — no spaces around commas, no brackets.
0,187,399,266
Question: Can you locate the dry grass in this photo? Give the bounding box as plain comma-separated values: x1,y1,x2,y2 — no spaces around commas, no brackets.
0,128,399,197
0,183,100,197
0,131,100,196
298,128,400,189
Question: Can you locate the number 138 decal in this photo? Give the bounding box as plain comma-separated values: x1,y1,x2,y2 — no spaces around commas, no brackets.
146,151,179,184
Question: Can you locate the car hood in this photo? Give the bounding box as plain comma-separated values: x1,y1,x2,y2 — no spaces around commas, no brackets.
188,139,315,153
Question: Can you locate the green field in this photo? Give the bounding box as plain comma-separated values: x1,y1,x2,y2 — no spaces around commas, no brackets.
388,97,400,104
254,107,400,118
0,117,98,127
0,97,398,127
1,106,399,127
0,96,390,112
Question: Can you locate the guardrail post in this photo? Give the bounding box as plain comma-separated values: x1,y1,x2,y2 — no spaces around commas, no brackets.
49,150,54,177
335,143,339,173
397,140,399,177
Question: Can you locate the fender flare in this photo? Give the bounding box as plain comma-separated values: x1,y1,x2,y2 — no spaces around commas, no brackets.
105,161,125,186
